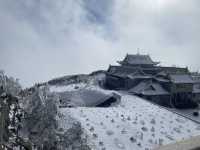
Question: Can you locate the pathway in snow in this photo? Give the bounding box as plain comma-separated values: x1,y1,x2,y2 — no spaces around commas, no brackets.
60,93,200,150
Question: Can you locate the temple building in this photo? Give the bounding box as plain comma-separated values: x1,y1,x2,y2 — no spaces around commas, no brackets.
117,54,160,67
105,53,199,108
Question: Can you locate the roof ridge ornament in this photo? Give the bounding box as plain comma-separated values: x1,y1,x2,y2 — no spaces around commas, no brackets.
137,48,140,55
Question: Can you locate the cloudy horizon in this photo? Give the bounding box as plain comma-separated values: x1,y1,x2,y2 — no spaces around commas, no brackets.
0,0,200,87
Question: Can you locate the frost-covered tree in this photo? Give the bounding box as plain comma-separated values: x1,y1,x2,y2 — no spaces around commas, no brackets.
22,86,59,149
0,70,33,149
0,70,91,149
0,70,21,96
0,77,28,149
22,85,91,150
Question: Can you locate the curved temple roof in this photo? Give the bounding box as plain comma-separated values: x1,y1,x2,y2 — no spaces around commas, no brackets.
118,54,160,66
129,81,169,95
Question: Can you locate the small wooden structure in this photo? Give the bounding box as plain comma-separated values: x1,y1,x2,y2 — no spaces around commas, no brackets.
167,74,197,108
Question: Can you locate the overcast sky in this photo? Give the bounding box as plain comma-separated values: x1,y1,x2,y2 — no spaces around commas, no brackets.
0,0,200,87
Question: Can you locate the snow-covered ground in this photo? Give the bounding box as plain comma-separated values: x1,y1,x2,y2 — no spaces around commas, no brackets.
49,82,114,95
49,81,200,150
50,83,88,93
58,92,200,150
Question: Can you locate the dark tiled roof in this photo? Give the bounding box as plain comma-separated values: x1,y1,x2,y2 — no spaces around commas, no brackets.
154,77,170,83
129,81,169,95
169,74,194,84
120,54,159,65
107,65,151,78
158,67,189,74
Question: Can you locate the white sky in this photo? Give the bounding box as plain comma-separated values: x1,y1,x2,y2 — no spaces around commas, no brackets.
0,0,200,87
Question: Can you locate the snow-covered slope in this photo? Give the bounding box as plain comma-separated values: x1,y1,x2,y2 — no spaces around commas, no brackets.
58,89,200,150
37,72,200,150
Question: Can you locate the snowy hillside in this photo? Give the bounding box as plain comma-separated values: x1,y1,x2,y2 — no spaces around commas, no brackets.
60,92,200,150
2,70,200,150
47,70,106,87
50,80,200,150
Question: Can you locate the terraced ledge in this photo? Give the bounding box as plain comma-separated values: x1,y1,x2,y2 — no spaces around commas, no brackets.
155,135,200,150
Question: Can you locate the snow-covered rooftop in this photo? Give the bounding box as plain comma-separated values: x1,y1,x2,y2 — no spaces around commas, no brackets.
59,91,200,150
129,81,169,95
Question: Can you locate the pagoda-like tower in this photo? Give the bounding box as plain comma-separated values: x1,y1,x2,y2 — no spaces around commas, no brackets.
117,54,160,68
